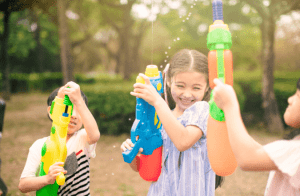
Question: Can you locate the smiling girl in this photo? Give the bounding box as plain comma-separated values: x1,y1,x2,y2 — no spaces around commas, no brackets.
121,49,223,196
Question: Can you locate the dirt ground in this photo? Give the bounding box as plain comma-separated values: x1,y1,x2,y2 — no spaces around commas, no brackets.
0,93,281,196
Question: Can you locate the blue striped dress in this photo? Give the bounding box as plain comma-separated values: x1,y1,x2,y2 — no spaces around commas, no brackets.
148,101,216,196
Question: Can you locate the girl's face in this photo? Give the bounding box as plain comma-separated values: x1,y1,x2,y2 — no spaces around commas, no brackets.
170,71,208,114
284,89,300,128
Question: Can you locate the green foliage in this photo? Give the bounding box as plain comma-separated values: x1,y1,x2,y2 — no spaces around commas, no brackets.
8,10,36,58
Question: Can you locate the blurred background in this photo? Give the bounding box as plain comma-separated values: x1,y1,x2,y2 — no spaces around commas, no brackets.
0,0,300,195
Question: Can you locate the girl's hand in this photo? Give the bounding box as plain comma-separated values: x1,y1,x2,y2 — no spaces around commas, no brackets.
130,73,162,107
46,162,67,185
120,138,143,155
62,81,84,106
213,78,239,111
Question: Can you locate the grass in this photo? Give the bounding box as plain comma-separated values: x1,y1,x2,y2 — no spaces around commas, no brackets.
1,93,281,195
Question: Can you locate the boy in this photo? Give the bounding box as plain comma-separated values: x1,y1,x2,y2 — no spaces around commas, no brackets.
18,81,100,195
212,78,300,195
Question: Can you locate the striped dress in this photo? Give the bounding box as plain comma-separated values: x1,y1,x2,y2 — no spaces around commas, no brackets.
148,101,216,196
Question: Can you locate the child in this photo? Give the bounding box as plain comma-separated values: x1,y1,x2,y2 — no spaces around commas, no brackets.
121,49,222,195
212,77,300,195
18,81,100,195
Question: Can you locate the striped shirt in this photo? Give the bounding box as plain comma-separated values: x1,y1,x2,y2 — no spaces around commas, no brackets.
58,149,91,196
20,129,96,196
148,101,216,196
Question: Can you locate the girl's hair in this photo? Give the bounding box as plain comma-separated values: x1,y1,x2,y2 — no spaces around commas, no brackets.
283,78,300,140
164,49,211,108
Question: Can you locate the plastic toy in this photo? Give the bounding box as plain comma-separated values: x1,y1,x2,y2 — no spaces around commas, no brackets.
122,65,163,181
206,0,237,176
36,95,73,195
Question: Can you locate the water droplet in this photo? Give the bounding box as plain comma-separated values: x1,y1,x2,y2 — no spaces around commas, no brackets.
181,28,183,31
160,65,163,68
177,37,180,40
173,39,176,42
194,3,196,5
112,173,114,175
166,56,169,58
106,174,107,175
179,16,182,18
164,60,167,62
113,145,116,148
165,51,168,54
128,118,131,121
168,46,171,49
191,5,193,8
183,20,185,22
186,17,189,20
111,158,113,161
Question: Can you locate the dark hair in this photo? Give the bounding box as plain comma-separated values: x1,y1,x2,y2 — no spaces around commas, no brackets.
165,49,211,109
47,87,88,121
283,78,300,140
47,87,88,107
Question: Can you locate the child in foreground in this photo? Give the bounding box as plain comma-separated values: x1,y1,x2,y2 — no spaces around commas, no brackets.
18,81,100,195
121,49,223,196
213,77,300,195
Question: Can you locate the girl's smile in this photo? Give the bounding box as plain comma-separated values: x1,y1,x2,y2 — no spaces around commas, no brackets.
170,71,208,115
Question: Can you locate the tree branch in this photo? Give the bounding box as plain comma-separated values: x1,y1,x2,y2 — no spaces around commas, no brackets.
277,0,300,16
242,0,269,18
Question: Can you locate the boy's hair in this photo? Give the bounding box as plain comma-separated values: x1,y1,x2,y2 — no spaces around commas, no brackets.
165,49,211,108
47,87,88,121
47,87,88,107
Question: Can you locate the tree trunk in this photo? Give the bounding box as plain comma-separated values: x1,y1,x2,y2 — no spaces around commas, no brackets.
57,0,74,84
1,11,11,100
260,16,284,133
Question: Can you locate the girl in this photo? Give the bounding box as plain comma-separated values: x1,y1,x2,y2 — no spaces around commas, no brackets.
212,77,300,195
121,49,222,196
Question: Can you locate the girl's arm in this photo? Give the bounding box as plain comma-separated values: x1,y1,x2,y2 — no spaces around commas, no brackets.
213,79,277,171
63,82,100,144
154,98,203,151
131,74,203,152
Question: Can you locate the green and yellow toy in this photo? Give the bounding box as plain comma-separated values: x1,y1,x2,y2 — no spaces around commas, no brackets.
36,94,73,196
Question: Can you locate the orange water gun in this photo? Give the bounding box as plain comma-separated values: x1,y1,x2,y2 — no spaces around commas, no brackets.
206,0,237,176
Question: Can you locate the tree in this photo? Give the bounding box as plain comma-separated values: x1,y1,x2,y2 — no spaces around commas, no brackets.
57,0,74,84
0,0,56,100
240,0,300,133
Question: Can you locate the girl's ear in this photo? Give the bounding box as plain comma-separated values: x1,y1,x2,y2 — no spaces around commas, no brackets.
47,106,52,120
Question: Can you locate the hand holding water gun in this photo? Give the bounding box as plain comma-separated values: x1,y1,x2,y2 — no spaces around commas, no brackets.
206,0,237,176
122,65,163,181
36,90,73,196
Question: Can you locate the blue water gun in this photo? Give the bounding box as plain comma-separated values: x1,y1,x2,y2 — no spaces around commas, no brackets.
123,65,163,181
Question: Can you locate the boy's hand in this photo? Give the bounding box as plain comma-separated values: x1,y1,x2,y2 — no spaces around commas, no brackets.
130,73,162,107
46,162,67,185
63,81,84,106
213,78,239,111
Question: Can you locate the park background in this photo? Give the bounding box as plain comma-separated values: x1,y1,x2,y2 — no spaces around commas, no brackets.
0,0,300,195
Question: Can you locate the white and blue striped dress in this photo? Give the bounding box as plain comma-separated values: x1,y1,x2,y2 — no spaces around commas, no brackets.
148,101,216,196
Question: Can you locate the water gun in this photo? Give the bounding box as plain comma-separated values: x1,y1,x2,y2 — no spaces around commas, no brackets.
206,0,237,176
122,65,163,181
36,94,73,196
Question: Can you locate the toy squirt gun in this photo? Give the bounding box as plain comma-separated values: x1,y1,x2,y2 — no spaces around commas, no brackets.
36,94,73,196
206,0,238,176
122,65,163,181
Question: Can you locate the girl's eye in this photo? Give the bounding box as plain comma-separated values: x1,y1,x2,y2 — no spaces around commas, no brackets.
176,85,184,88
194,87,201,90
